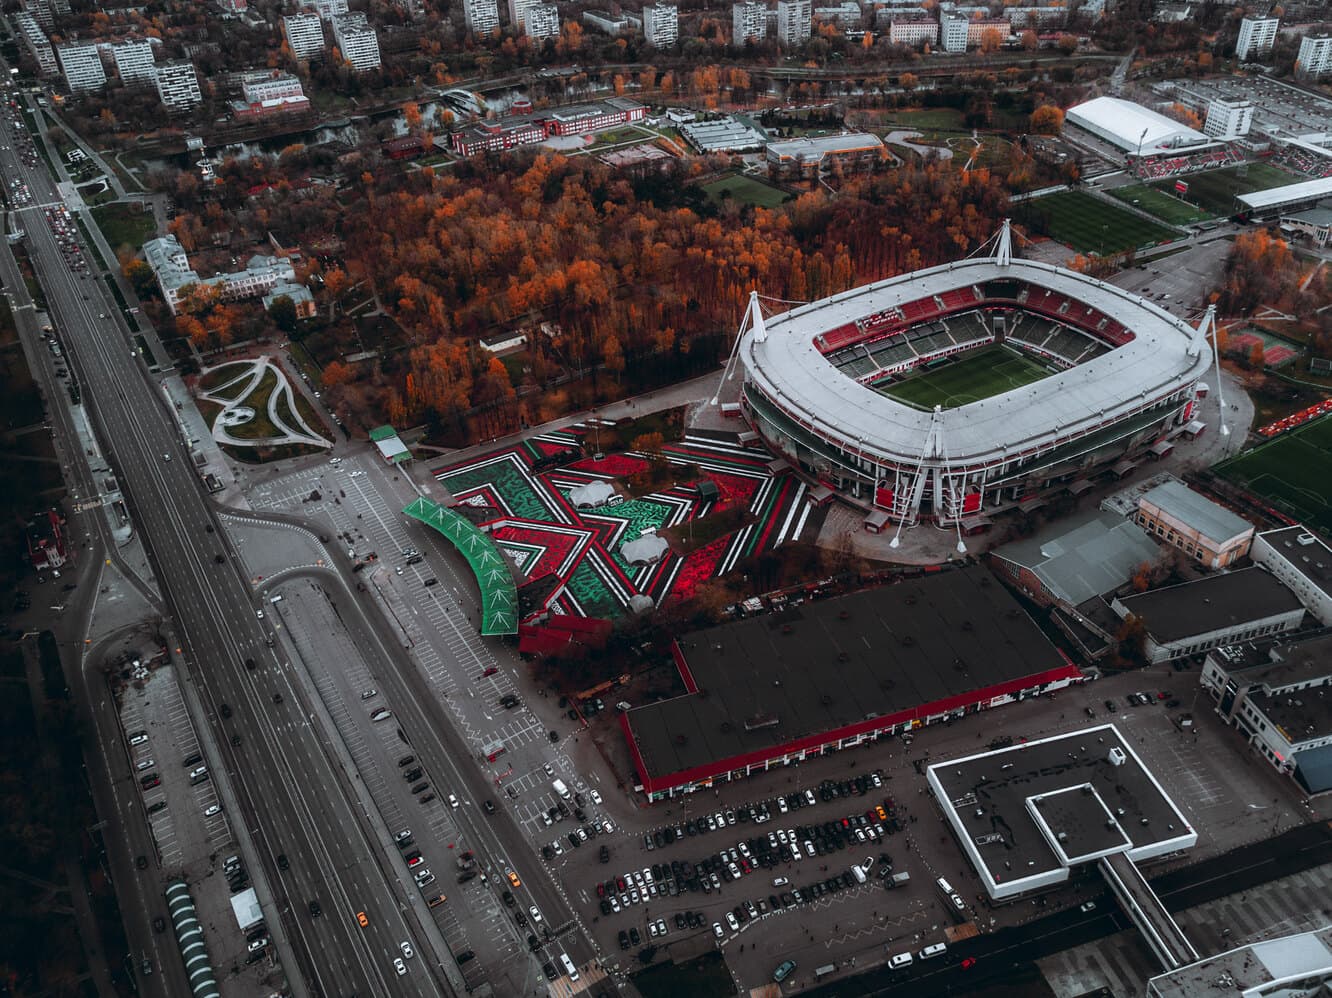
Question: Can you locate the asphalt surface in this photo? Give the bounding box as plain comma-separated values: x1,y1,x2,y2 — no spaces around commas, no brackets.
0,91,445,996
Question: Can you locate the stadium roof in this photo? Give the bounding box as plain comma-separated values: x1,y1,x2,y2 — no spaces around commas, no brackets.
1066,96,1212,155
622,566,1077,794
1238,176,1332,211
403,497,518,635
765,133,884,160
741,258,1210,467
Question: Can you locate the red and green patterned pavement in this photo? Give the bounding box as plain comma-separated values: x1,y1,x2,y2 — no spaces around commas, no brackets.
434,426,826,620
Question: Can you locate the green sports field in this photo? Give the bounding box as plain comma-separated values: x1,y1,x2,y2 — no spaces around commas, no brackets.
1215,414,1332,535
1108,183,1211,225
1016,190,1178,254
874,345,1053,411
698,173,789,209
1148,162,1301,217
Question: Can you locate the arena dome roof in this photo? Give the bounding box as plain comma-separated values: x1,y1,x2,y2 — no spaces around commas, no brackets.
1066,96,1213,156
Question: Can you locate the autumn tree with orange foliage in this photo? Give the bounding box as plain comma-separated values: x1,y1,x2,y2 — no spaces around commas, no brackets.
1220,229,1297,316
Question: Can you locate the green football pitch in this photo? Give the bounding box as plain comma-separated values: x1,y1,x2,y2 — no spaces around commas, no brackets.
1215,414,1332,536
874,345,1054,411
1148,162,1300,217
1015,190,1178,254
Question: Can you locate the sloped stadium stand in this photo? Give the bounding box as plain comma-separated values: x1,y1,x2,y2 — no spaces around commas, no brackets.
404,496,518,635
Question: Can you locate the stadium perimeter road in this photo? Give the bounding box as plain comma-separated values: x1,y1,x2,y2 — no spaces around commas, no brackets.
0,98,448,997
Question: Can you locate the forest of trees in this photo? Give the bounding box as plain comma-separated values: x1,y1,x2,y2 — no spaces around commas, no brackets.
334,153,1012,440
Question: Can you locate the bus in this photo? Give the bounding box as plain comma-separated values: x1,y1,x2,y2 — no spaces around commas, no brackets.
559,954,579,981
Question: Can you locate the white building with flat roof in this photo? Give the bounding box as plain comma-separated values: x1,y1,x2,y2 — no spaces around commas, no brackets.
508,0,540,29
888,17,937,46
1253,525,1332,626
155,60,202,111
1298,35,1332,79
283,13,326,60
1236,15,1278,61
58,43,106,92
642,3,679,46
732,0,767,43
111,39,156,87
524,3,560,38
463,0,500,34
941,12,967,51
332,14,380,71
314,0,348,19
777,0,812,43
16,13,58,77
1203,98,1252,138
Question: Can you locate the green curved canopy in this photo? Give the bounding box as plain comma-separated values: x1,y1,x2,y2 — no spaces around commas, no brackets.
403,496,518,635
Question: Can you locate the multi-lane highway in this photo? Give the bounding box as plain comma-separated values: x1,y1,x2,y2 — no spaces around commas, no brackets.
0,92,445,996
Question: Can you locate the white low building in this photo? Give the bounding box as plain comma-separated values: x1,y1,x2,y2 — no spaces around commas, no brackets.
1253,525,1332,625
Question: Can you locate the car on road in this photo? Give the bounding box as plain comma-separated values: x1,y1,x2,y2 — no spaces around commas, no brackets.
393,958,407,976
483,799,497,814
448,794,460,808
529,905,542,923
356,911,369,927
277,854,289,870
308,900,322,917
1080,901,1097,913
508,870,522,888
400,941,414,959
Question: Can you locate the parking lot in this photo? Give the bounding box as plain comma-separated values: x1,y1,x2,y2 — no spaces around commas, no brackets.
113,656,280,992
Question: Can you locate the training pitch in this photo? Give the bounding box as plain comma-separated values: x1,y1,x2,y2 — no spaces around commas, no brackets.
1216,413,1332,536
1149,163,1300,217
1017,190,1178,254
874,344,1053,411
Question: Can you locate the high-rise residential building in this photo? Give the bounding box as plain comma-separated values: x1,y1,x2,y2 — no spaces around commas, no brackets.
111,39,156,87
332,13,381,71
507,0,540,30
1297,34,1332,78
1236,14,1278,60
524,2,560,38
15,13,58,77
19,0,70,31
642,4,678,47
940,11,968,51
1203,99,1253,139
58,43,106,92
283,13,326,60
732,0,767,43
463,0,501,34
1235,15,1278,61
155,60,203,111
314,0,349,20
776,0,812,44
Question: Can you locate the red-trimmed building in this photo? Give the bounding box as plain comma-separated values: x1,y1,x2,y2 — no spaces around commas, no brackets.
621,565,1083,802
27,509,68,572
449,97,647,158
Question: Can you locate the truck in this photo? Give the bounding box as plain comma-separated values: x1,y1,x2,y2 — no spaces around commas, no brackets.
552,779,571,800
851,864,868,884
888,871,911,889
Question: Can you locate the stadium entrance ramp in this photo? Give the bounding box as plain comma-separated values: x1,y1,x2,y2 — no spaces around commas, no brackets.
403,496,518,635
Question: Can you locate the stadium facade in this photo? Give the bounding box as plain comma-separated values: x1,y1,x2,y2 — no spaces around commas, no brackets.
733,223,1213,532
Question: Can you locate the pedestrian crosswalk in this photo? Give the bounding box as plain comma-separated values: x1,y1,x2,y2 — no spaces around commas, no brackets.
1038,862,1332,997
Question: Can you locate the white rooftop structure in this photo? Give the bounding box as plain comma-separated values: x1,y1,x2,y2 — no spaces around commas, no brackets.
1238,176,1332,212
568,479,615,508
621,532,669,564
1148,925,1332,998
1066,96,1213,156
740,259,1209,468
228,887,263,930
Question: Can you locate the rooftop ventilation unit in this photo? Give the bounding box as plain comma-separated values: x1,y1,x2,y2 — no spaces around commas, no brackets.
1107,746,1127,767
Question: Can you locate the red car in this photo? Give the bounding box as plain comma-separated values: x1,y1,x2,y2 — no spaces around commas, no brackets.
481,667,499,678
596,883,607,897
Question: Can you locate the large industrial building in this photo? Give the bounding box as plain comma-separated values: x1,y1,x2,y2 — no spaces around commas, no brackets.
735,222,1212,531
620,566,1082,801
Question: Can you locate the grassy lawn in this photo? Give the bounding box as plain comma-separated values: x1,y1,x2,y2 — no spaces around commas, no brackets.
882,107,967,131
590,126,649,148
1108,183,1211,225
199,361,255,398
291,387,328,439
1015,190,1178,254
1149,163,1300,217
91,202,157,253
875,344,1052,410
1215,413,1332,535
699,173,789,209
226,368,281,440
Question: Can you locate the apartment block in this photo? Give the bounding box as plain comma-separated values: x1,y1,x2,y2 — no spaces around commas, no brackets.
314,0,349,20
19,0,70,31
283,13,326,60
1235,15,1278,61
15,13,58,77
1297,35,1332,79
332,13,381,71
524,3,560,39
888,17,937,46
1203,99,1253,139
463,0,501,34
111,39,156,87
777,0,812,44
732,0,768,43
58,43,106,92
642,4,679,47
940,12,967,51
155,60,203,111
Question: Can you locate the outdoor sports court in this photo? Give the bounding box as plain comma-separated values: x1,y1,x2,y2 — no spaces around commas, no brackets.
874,344,1053,411
1216,413,1332,535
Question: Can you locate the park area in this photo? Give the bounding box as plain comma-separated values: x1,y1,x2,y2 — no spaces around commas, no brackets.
91,201,157,254
1148,163,1301,217
1015,190,1178,254
1215,414,1332,535
873,344,1053,410
699,173,790,209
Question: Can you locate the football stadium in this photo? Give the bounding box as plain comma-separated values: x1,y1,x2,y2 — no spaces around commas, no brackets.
735,222,1214,533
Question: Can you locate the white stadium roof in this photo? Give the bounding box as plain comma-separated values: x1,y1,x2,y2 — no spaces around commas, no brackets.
740,258,1210,469
1238,175,1332,211
1066,96,1212,156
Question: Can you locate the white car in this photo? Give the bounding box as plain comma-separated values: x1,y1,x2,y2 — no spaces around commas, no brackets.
204,804,221,817
725,912,739,931
370,707,392,722
713,922,724,938
529,905,542,923
590,789,602,805
655,918,667,937
648,920,661,938
400,941,414,959
610,896,621,913
447,794,460,808
393,957,407,976
136,758,155,771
